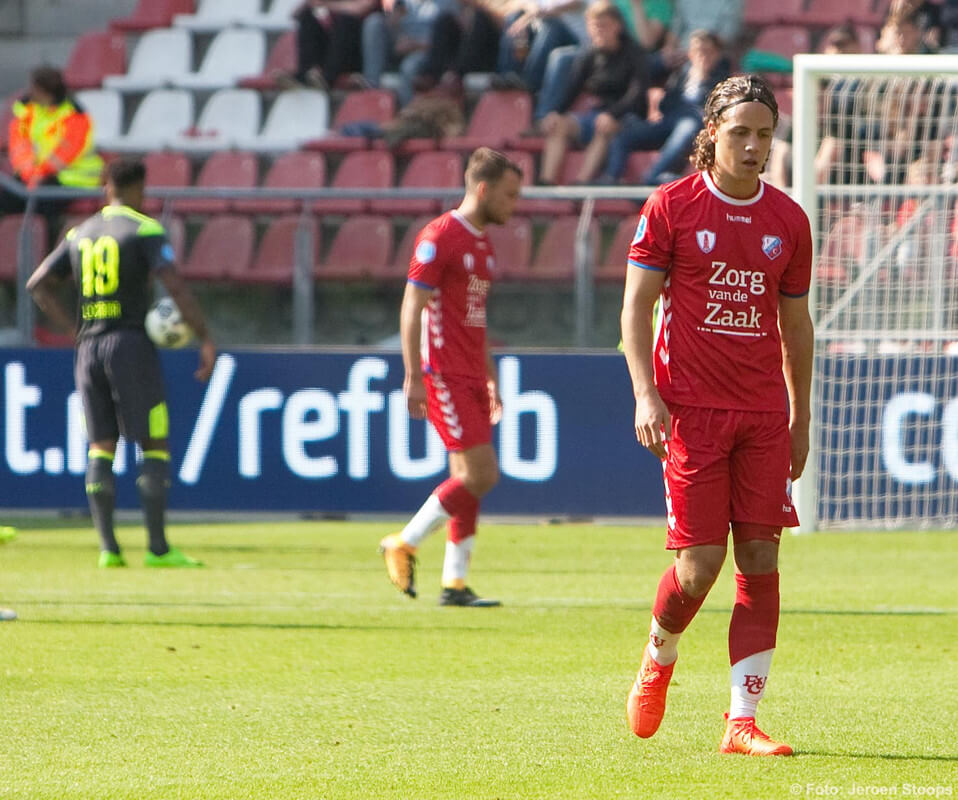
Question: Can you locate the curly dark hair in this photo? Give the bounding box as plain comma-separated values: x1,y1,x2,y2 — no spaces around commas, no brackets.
691,75,779,172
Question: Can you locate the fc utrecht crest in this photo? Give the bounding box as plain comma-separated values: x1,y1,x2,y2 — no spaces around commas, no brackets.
696,229,716,253
762,235,783,260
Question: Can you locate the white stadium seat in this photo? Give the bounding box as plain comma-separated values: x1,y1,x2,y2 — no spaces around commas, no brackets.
103,28,192,92
75,89,123,151
173,0,262,32
167,88,262,152
106,89,195,153
173,28,267,90
236,88,329,153
245,0,301,32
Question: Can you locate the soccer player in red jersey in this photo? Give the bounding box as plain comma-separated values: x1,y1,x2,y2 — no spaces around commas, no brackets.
379,148,523,607
620,75,814,755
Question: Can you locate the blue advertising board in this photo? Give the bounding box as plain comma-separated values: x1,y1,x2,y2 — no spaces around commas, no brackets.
0,349,665,516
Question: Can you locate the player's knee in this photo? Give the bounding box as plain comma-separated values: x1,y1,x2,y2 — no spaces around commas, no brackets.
676,550,725,597
462,463,498,497
136,472,168,499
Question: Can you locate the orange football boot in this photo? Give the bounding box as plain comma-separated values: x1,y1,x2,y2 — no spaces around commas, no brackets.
626,645,676,738
719,714,793,756
378,533,417,598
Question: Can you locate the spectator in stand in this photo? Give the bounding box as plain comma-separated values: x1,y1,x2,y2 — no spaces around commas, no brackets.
538,1,650,185
940,0,958,51
361,0,460,105
877,9,934,54
599,29,726,185
651,0,740,81
883,0,943,50
277,0,381,90
0,66,103,219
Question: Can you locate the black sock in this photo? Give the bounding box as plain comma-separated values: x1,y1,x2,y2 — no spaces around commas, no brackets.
137,455,170,556
86,453,118,553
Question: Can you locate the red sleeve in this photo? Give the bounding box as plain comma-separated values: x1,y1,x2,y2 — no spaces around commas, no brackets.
407,224,444,288
780,209,813,298
627,188,672,272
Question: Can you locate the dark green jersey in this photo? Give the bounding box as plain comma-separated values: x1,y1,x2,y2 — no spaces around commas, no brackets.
36,204,174,339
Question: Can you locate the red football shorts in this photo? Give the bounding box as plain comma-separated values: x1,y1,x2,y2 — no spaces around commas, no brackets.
424,373,492,452
662,403,799,549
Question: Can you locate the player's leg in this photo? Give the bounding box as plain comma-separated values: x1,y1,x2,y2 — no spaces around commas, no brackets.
720,410,797,756
628,405,734,738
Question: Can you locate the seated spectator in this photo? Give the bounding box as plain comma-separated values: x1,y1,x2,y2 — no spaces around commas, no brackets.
362,0,460,105
537,1,650,185
599,29,725,185
884,0,943,51
491,0,589,96
277,0,381,90
940,0,958,51
652,0,740,80
877,10,934,54
1,65,103,218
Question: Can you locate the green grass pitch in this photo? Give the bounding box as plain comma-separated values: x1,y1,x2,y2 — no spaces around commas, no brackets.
2,519,957,799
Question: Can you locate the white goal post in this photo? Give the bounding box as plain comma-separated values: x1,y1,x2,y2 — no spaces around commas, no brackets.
792,54,958,531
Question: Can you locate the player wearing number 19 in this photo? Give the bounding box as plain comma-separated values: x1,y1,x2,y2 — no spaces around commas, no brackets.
27,158,216,568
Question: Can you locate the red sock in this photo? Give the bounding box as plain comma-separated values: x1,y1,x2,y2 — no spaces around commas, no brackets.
728,571,779,666
435,477,479,543
652,563,707,634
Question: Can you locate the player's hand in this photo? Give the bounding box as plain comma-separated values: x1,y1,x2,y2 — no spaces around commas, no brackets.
488,380,502,425
405,373,428,419
195,338,216,382
788,417,810,480
634,390,671,460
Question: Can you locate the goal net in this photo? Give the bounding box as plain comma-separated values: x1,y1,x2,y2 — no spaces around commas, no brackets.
792,55,958,531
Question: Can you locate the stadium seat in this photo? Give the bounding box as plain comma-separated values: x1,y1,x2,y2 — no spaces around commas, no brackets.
106,88,194,152
486,216,533,280
0,215,47,282
752,26,813,60
174,0,262,31
240,31,296,90
176,150,259,215
103,28,193,92
743,0,803,25
75,89,124,151
313,150,394,214
64,30,126,90
529,215,600,280
181,214,254,281
508,149,576,217
370,151,463,215
143,152,192,214
111,0,195,31
173,28,267,91
804,0,883,27
306,89,397,152
237,89,330,153
319,215,393,280
235,151,327,214
168,88,262,153
238,215,320,284
443,91,533,152
596,216,639,281
556,152,638,217
245,0,301,32
386,215,434,279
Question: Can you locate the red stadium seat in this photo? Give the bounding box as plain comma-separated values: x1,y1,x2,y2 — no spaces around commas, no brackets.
529,215,600,281
624,150,662,186
804,0,883,27
486,216,533,280
175,150,259,215
597,216,639,281
64,31,127,90
306,89,397,152
507,149,575,216
386,215,434,279
370,151,463,215
235,151,326,215
143,152,192,214
444,91,533,152
319,214,393,280
557,152,638,217
313,150,395,214
111,0,195,31
239,31,296,90
237,215,320,284
743,0,804,25
181,214,254,281
0,215,47,282
752,26,813,60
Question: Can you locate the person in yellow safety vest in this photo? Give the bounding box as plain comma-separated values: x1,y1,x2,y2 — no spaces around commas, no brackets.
1,65,104,216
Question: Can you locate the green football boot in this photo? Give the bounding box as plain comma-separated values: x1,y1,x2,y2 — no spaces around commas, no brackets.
98,551,127,568
144,547,203,568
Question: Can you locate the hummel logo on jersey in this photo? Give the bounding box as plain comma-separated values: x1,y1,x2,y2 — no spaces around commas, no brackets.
726,213,751,224
696,229,716,253
762,235,782,260
743,675,767,695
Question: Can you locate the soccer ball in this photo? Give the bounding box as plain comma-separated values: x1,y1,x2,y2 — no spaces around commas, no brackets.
145,297,193,349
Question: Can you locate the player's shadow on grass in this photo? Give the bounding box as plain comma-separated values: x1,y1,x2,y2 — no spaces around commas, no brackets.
798,748,958,762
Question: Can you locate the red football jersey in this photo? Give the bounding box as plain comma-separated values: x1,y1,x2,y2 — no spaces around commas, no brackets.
628,172,812,413
408,211,495,380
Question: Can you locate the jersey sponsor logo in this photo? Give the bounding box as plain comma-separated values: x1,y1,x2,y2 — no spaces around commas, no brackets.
415,240,437,264
696,229,716,253
709,261,767,296
632,215,648,245
742,675,767,695
703,303,762,332
761,235,783,260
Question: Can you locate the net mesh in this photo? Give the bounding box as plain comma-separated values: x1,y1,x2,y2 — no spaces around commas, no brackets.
811,72,958,529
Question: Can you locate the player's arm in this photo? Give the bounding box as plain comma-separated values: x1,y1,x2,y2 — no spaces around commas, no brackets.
485,343,502,424
778,293,814,480
399,281,433,419
621,263,670,459
155,269,216,382
26,241,76,338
